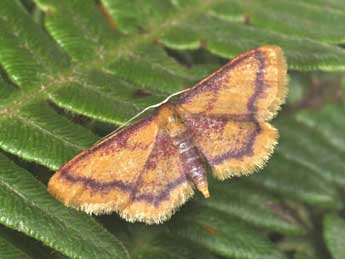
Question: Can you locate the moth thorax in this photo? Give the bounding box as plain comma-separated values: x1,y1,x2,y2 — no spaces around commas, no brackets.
166,116,186,137
173,135,210,198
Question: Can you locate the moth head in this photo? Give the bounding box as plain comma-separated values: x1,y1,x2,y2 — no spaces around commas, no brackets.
157,104,186,137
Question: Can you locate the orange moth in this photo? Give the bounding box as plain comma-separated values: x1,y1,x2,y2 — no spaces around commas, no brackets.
48,46,288,224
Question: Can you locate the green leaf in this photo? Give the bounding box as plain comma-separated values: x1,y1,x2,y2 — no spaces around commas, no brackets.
323,214,345,259
169,207,286,259
251,152,341,209
125,226,217,259
0,0,69,89
0,224,63,259
239,0,345,44
294,252,318,259
0,230,33,259
0,102,98,170
201,180,304,235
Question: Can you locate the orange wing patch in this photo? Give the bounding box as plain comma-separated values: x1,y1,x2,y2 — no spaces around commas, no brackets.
176,45,287,180
48,114,194,224
48,116,158,214
48,45,288,224
178,113,278,179
177,45,287,120
121,130,194,223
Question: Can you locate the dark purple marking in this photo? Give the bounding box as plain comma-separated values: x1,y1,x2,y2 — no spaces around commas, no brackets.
60,170,132,192
184,113,260,123
208,50,265,165
176,49,266,166
145,131,177,170
60,114,155,175
209,120,261,165
61,167,188,206
126,131,176,205
133,175,187,206
59,122,188,206
183,114,228,137
176,49,254,104
247,50,265,112
128,130,190,206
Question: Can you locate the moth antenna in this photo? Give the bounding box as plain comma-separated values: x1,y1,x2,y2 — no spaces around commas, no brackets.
96,88,191,144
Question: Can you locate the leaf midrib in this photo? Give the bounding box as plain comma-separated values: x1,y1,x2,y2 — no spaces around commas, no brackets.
0,0,214,120
15,114,85,151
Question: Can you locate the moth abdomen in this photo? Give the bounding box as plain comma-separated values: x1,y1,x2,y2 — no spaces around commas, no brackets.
173,134,209,198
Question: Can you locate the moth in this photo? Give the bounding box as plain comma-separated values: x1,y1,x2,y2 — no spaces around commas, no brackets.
48,45,288,224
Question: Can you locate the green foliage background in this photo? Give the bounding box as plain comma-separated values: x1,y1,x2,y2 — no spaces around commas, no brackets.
1,0,345,258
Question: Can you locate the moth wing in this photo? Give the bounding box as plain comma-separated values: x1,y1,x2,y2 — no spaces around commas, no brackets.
176,46,287,180
175,113,278,180
48,114,193,224
120,128,194,224
177,45,287,120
